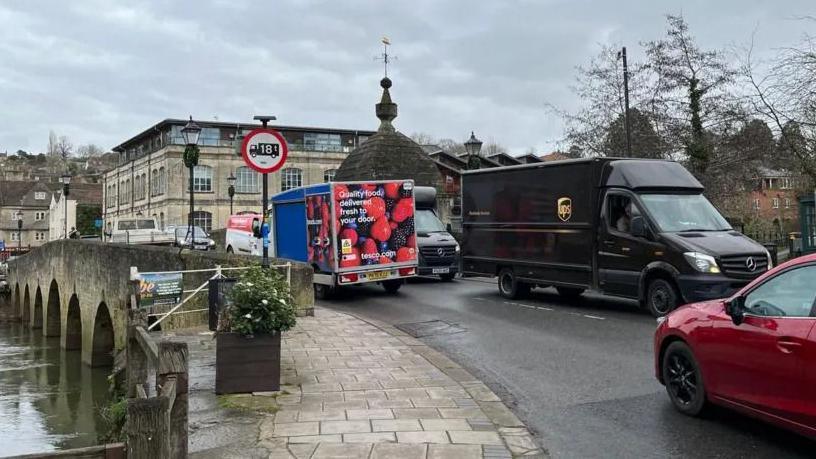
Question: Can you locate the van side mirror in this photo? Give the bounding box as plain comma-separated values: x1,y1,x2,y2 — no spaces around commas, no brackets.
446,223,452,233
252,220,261,238
725,296,745,326
630,216,647,238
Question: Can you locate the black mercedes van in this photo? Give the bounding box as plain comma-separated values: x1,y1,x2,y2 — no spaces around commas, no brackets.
461,158,770,317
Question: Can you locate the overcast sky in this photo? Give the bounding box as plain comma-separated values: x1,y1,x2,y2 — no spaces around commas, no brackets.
0,0,813,156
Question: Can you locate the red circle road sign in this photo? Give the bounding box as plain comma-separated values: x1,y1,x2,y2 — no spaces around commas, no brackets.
241,128,289,174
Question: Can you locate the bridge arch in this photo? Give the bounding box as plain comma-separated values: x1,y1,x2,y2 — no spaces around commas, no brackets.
32,286,44,329
64,294,82,351
91,302,114,367
22,285,31,324
45,279,61,337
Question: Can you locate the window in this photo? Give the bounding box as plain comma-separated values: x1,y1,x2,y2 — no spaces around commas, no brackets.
35,211,45,221
191,211,212,233
35,232,45,241
191,165,213,192
745,265,816,318
785,198,791,209
141,173,147,199
34,192,46,200
151,169,159,196
304,132,341,152
281,168,302,191
781,177,794,189
323,169,337,183
606,194,642,235
11,232,19,241
235,166,259,193
159,212,165,230
753,199,760,210
158,167,166,195
772,198,779,209
134,176,141,200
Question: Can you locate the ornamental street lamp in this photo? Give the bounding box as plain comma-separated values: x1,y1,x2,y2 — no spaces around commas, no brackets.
464,131,483,170
227,172,237,215
60,173,72,239
182,116,202,248
15,210,23,254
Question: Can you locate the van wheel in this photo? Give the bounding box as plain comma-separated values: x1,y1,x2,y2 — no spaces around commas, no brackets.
314,283,335,300
662,341,708,416
439,273,456,282
226,246,234,254
647,278,680,317
556,287,584,299
498,269,529,299
383,280,402,294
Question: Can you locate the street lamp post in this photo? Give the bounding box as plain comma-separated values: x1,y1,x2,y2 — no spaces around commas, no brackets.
182,117,202,249
227,172,236,215
60,173,71,239
16,211,23,254
464,132,483,170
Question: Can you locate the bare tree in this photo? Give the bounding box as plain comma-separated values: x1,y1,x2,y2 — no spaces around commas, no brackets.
77,143,104,158
47,130,58,157
56,136,73,160
410,132,437,145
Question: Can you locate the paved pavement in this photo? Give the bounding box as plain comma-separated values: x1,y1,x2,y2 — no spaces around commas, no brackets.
321,276,816,459
169,308,544,458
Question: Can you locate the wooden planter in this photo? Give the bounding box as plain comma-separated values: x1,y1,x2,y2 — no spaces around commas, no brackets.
215,332,281,394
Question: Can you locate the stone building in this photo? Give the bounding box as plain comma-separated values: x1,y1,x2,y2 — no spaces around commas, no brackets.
0,180,102,254
102,119,374,232
335,78,442,191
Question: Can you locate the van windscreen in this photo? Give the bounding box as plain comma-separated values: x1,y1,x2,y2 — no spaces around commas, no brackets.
639,194,731,232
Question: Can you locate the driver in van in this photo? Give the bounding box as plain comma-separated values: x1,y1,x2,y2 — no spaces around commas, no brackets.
616,201,632,233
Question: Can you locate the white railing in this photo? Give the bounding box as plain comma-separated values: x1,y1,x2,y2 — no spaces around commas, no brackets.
130,263,292,331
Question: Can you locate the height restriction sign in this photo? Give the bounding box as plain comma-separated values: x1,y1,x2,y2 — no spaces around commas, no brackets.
241,128,289,174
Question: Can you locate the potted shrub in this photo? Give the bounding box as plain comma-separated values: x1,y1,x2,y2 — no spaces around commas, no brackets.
215,265,296,394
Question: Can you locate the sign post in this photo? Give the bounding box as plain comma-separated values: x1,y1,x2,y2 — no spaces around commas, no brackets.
241,116,288,268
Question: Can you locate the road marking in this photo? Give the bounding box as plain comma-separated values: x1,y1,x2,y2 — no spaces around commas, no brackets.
583,314,605,320
536,306,554,311
473,297,486,301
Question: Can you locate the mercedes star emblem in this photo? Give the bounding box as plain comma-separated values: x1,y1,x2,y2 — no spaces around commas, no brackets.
745,257,756,272
437,248,445,257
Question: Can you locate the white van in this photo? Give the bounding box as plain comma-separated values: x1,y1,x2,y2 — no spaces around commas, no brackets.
225,213,263,255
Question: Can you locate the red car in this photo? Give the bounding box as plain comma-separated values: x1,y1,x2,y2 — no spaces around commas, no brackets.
655,252,816,438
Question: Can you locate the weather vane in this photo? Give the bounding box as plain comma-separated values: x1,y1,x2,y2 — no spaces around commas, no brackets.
374,37,397,78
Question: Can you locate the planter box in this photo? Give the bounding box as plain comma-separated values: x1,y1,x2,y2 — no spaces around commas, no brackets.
215,332,281,394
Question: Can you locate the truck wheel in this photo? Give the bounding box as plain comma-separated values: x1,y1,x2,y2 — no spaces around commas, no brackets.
647,278,680,317
314,283,335,300
439,273,456,282
383,280,403,294
498,269,529,299
556,287,584,299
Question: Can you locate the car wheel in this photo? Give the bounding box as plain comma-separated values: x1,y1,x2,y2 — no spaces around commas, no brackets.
556,287,584,299
647,278,679,318
498,269,529,299
382,280,403,294
662,341,708,416
439,273,456,282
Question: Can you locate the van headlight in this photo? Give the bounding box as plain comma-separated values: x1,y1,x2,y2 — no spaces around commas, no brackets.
683,252,720,274
454,243,460,253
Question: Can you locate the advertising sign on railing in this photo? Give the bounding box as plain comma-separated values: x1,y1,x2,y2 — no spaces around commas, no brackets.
138,273,183,308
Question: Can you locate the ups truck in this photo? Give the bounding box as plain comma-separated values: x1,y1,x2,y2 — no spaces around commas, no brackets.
461,158,771,317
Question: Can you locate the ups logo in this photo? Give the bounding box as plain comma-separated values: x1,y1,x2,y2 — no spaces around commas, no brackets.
557,197,572,222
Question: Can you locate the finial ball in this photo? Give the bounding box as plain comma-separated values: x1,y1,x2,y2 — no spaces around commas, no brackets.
380,77,392,89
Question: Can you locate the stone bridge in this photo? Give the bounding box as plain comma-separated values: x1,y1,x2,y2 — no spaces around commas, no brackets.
3,240,313,367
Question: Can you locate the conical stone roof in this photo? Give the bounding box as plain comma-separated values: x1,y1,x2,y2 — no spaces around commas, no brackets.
335,78,441,189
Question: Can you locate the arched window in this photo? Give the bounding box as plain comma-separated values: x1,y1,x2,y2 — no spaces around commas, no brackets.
151,169,158,196
281,168,302,191
159,212,165,230
191,211,212,233
141,173,147,199
235,166,259,193
191,165,213,192
323,169,337,183
133,176,140,201
158,167,166,195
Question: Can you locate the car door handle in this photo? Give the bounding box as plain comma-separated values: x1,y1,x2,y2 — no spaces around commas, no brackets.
777,338,803,354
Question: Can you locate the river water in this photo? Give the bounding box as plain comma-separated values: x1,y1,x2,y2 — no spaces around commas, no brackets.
0,322,113,457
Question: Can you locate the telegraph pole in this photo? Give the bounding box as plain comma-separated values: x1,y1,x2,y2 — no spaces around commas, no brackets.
621,47,632,157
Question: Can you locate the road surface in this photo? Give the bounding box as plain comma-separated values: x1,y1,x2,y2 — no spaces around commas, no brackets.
320,277,815,458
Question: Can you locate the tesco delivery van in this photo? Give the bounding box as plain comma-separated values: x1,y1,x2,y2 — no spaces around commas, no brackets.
271,180,419,299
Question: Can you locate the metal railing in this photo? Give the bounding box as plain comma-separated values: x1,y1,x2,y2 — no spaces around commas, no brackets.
130,264,292,331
